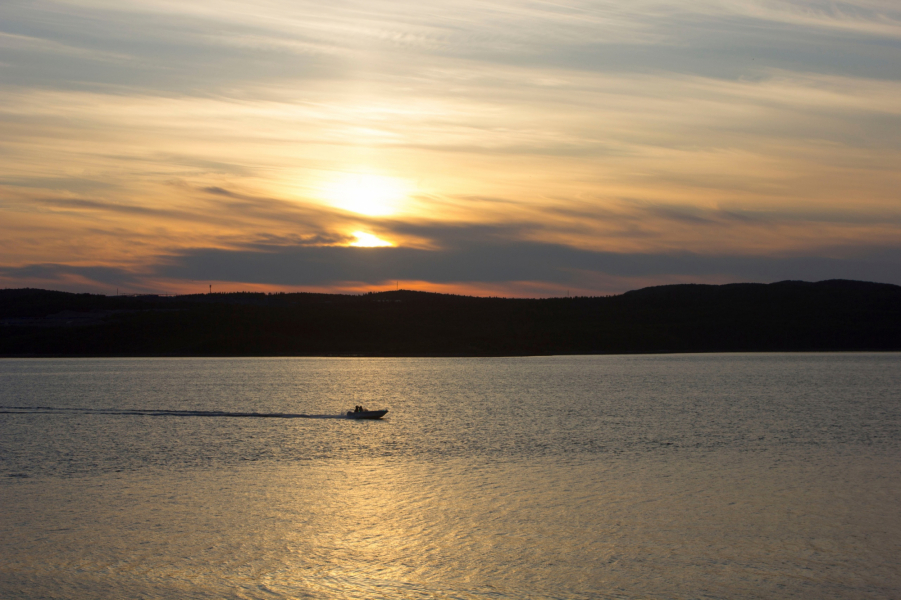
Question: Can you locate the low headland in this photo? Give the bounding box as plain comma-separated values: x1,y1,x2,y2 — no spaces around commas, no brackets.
1,280,899,356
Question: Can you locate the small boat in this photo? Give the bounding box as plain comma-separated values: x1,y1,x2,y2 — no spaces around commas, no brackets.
346,408,388,419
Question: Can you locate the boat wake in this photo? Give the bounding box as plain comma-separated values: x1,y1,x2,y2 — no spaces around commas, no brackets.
0,406,348,419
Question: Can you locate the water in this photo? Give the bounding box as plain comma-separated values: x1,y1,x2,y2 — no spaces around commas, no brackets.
1,354,899,599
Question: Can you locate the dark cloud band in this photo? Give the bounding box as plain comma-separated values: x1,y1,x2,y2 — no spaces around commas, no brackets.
7,242,898,293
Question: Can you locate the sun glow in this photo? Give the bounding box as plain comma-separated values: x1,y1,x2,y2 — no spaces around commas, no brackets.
349,231,394,247
322,173,408,217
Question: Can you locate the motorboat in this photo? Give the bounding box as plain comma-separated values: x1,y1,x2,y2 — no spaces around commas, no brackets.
346,408,388,419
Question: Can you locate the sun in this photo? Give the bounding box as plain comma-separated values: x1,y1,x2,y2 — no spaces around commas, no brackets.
349,231,393,247
322,173,408,217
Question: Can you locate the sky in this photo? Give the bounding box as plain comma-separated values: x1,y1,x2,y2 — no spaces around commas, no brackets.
1,0,900,297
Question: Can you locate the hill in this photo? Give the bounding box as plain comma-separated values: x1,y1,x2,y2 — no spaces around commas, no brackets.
1,280,899,356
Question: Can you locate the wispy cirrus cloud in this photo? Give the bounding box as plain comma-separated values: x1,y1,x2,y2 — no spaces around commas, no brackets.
1,0,900,295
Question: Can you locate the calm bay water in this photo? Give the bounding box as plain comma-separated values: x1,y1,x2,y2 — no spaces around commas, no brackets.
1,354,899,599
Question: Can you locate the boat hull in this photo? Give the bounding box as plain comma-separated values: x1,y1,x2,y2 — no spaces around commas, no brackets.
346,409,388,419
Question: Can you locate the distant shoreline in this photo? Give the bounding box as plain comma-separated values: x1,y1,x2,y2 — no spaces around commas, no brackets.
2,280,900,357
2,350,900,359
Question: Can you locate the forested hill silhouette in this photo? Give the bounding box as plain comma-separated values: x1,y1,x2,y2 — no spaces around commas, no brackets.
1,280,899,356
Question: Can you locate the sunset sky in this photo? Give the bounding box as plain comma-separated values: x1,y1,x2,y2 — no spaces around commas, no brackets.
2,0,900,296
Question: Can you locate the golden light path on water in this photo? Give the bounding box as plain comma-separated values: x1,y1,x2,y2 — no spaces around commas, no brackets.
0,354,900,598
2,454,899,599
